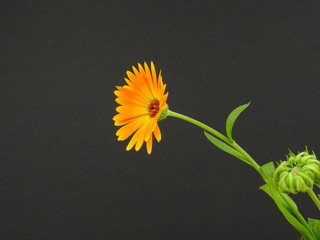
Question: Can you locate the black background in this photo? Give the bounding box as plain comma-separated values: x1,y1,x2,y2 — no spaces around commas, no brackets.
1,0,320,239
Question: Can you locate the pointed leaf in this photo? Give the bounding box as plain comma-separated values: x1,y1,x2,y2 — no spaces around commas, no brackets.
260,183,316,240
260,162,275,181
280,193,298,211
308,218,320,239
204,131,249,164
260,184,295,212
226,102,251,141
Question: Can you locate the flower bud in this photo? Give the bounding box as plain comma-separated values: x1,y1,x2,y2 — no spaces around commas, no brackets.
273,149,320,194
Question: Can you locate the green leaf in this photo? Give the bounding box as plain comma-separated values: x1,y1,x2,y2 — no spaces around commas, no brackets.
260,184,295,212
280,193,298,212
308,218,320,239
260,162,275,181
314,180,320,189
204,131,249,164
260,183,317,240
226,102,251,141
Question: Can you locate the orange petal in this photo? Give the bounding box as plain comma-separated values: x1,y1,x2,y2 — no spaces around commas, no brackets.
150,62,158,95
138,63,155,99
115,87,147,106
157,71,163,94
116,116,149,141
146,133,153,154
144,62,156,98
144,117,157,141
160,93,169,109
130,66,154,100
116,105,147,115
126,121,147,151
134,120,152,151
113,111,146,123
153,124,161,142
126,70,136,83
115,97,146,108
113,115,141,127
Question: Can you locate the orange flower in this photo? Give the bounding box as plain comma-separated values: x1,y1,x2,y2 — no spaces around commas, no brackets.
113,62,169,154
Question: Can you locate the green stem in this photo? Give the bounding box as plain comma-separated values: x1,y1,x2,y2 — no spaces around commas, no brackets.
167,110,231,144
230,142,261,174
307,189,320,211
167,110,261,173
167,109,314,239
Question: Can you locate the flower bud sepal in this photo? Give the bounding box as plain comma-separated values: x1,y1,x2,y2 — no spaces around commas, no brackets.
158,105,169,121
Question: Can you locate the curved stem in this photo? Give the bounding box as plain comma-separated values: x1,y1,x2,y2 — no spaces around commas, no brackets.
307,189,320,211
167,110,231,144
230,142,261,173
167,110,261,173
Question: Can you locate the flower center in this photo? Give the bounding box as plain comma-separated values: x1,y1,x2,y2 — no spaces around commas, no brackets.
148,99,160,118
291,166,301,175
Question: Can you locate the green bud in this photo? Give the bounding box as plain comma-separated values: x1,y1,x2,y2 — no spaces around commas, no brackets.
158,105,169,121
273,149,320,194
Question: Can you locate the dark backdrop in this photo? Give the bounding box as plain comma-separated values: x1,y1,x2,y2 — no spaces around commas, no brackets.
1,1,320,239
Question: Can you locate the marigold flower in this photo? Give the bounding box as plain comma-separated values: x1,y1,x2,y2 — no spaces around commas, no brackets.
113,62,168,154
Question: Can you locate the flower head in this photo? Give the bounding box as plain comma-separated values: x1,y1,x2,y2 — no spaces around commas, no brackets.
113,62,168,154
273,149,320,194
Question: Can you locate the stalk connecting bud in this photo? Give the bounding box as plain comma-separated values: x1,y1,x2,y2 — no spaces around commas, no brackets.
273,149,320,194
